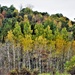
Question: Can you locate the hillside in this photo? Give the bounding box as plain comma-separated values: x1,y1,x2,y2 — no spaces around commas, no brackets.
0,5,75,75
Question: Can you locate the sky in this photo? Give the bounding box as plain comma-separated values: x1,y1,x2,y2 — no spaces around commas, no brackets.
0,0,75,21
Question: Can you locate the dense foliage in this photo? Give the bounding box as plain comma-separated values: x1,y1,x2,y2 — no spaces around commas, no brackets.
65,56,75,75
0,5,75,75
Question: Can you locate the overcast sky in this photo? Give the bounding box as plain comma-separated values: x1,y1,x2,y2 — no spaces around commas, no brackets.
0,0,75,21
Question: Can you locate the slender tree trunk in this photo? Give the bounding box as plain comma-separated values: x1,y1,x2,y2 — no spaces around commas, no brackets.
23,52,26,67
47,60,49,73
27,50,31,70
38,48,42,73
36,54,38,69
6,43,10,71
13,45,15,69
17,47,20,71
48,46,52,73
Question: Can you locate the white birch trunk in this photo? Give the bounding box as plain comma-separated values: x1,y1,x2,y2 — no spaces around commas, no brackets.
23,52,25,67
7,43,10,71
17,47,20,71
13,45,15,69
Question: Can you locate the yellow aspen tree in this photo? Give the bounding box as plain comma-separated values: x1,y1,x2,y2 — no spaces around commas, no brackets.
6,30,14,42
21,35,33,69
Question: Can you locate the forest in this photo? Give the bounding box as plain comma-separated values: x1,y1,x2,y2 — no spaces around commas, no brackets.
0,5,75,75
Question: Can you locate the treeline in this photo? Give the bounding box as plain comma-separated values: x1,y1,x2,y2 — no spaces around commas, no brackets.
0,5,75,75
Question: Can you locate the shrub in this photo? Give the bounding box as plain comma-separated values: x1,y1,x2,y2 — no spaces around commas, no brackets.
32,68,39,75
65,56,75,75
9,67,32,75
19,67,32,75
9,69,18,75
